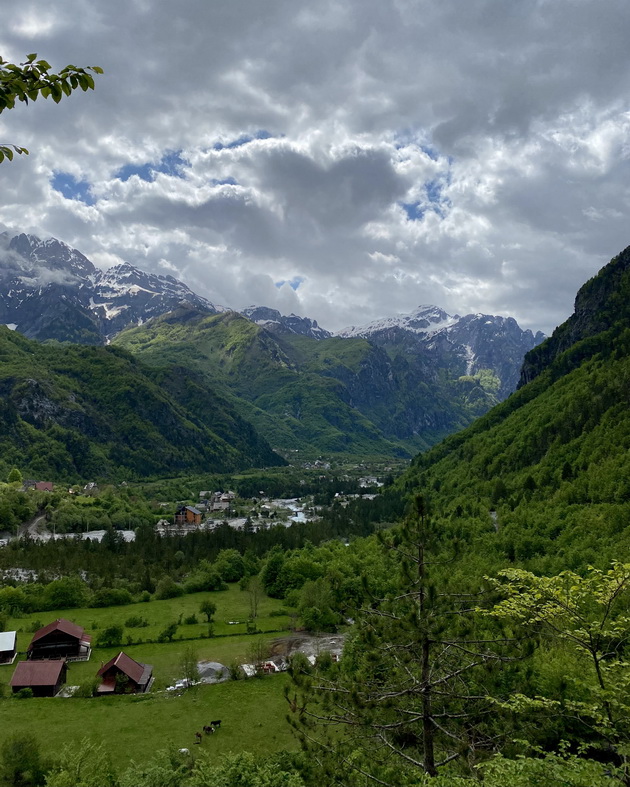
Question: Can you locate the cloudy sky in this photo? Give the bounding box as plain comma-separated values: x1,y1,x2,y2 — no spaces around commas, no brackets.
1,0,629,334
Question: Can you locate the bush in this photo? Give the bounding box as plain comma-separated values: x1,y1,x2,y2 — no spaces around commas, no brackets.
154,576,184,600
184,567,227,594
13,687,34,699
28,619,44,633
125,615,149,628
97,625,124,647
183,614,198,625
92,588,133,607
74,677,100,698
157,622,178,643
228,660,244,680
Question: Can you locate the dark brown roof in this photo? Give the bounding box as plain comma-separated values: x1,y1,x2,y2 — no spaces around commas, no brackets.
11,660,65,687
29,618,85,646
97,651,145,684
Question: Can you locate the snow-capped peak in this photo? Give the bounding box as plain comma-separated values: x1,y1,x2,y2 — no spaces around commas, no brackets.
336,305,459,339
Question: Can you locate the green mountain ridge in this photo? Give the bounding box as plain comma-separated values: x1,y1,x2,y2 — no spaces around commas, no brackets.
0,327,284,481
398,242,630,573
114,307,502,458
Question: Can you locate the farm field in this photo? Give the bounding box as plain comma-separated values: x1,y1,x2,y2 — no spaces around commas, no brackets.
0,673,296,765
0,584,291,691
0,582,300,767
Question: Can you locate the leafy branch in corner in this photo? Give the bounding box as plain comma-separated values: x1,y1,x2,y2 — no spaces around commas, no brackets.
0,53,103,162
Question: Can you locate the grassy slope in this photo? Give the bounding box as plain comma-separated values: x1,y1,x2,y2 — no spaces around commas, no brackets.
115,309,410,457
0,676,295,765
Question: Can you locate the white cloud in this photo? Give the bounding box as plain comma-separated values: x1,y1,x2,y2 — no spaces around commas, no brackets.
1,0,630,334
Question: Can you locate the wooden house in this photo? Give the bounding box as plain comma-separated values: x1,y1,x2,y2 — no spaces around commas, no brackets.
96,651,153,694
174,505,202,525
11,659,67,697
0,631,17,665
28,619,91,661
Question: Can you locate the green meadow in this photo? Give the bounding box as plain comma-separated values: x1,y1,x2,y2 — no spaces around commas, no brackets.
3,583,290,661
0,582,299,763
0,674,296,765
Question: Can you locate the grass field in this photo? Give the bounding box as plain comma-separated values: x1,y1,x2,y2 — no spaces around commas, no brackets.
0,583,299,767
4,583,290,647
0,673,297,765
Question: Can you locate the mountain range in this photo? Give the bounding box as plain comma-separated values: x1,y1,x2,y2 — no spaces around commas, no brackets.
0,230,546,466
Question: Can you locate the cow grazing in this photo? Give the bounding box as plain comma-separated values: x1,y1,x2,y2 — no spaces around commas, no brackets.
203,725,215,735
210,719,222,728
194,732,202,744
178,748,190,755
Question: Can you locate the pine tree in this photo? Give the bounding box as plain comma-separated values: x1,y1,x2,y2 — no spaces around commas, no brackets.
288,496,515,784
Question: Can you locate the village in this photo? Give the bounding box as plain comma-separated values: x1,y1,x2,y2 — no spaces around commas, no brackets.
0,467,388,547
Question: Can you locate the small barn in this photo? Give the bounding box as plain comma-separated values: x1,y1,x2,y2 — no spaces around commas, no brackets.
28,619,92,661
11,659,67,697
96,651,153,694
0,631,17,665
174,505,202,525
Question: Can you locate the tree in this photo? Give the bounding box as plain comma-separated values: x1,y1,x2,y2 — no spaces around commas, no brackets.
0,54,103,162
245,575,264,621
297,578,338,632
157,622,178,643
179,644,201,688
289,496,512,784
246,640,271,675
199,599,217,623
7,467,21,483
45,739,116,787
97,625,123,648
0,734,47,787
488,562,630,774
214,549,245,582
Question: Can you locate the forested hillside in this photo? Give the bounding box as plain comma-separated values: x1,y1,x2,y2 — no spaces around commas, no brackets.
399,244,630,575
0,327,283,480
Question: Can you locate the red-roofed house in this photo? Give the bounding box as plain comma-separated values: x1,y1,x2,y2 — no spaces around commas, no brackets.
28,619,91,661
96,652,153,694
11,660,67,697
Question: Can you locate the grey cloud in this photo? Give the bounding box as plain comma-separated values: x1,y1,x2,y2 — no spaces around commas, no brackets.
1,0,630,336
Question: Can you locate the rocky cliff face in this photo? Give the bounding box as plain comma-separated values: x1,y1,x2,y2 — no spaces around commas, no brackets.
519,245,630,387
242,306,332,339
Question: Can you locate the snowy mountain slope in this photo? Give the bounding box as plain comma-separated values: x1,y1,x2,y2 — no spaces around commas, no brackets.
337,305,545,398
0,233,218,343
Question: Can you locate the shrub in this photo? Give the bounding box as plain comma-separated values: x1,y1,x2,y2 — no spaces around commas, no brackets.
97,625,124,647
125,615,149,628
228,660,244,680
92,588,133,607
183,614,198,625
13,688,33,699
157,622,178,643
154,576,184,600
74,677,100,698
